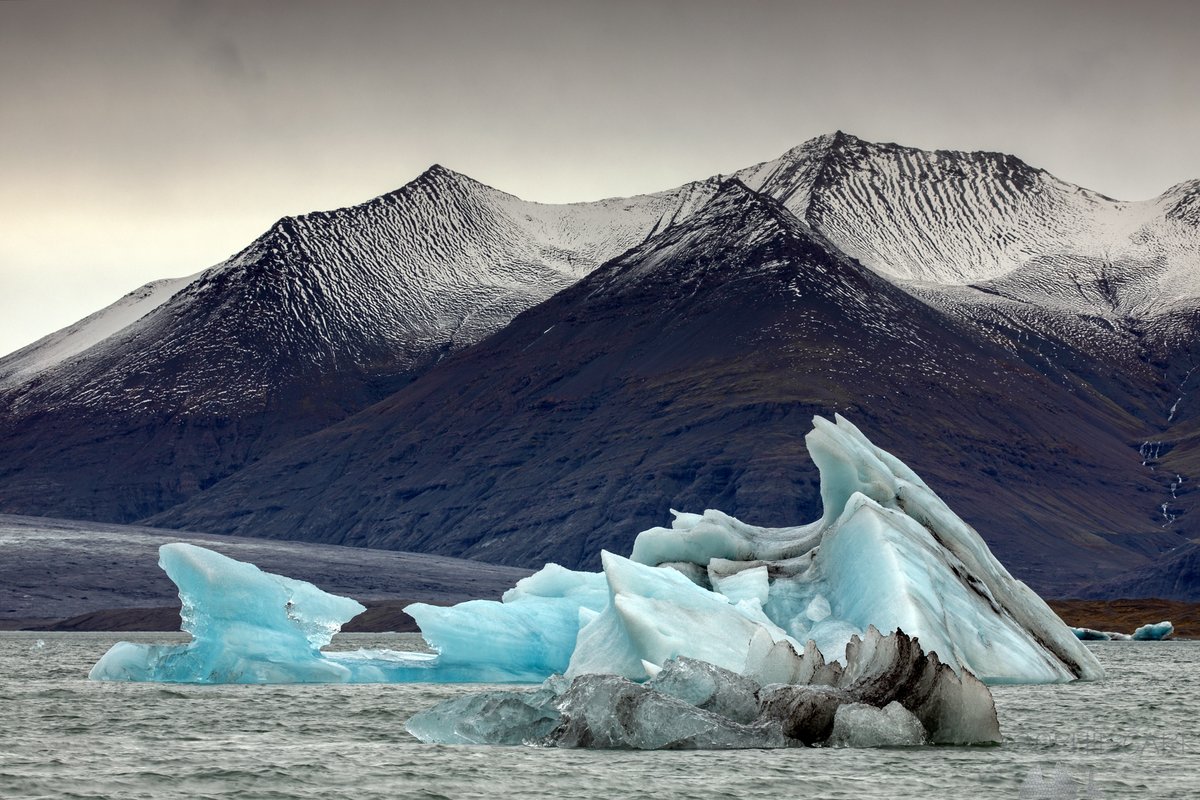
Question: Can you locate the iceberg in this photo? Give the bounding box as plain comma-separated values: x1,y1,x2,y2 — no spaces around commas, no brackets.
90,542,370,683
1132,621,1174,640
827,702,927,748
92,415,1099,691
405,627,1001,748
1071,626,1120,641
90,543,449,683
403,677,568,745
625,416,1102,683
411,416,1100,686
1071,620,1174,641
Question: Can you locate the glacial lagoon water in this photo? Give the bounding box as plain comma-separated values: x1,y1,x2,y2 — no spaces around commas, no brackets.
1,633,1196,799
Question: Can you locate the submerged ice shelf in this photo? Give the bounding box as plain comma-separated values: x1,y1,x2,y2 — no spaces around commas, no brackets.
91,415,1102,691
406,627,1002,748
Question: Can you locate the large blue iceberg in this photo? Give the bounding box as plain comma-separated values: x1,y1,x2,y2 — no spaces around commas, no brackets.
91,415,1102,687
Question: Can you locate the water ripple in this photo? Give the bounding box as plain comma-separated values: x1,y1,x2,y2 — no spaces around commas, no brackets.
1,633,1197,799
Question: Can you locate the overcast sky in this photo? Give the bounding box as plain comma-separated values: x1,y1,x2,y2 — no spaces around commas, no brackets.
2,0,1197,357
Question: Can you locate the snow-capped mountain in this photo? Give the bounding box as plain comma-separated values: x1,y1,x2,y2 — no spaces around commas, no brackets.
0,167,717,520
147,180,1185,593
2,133,1199,594
1,166,718,410
735,133,1200,534
737,132,1200,316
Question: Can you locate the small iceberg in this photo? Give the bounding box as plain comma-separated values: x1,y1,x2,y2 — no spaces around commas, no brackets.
1133,621,1175,640
89,542,450,683
1070,620,1174,642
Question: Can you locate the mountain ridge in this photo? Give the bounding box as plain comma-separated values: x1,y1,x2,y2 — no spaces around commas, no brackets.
0,157,723,520
147,173,1181,593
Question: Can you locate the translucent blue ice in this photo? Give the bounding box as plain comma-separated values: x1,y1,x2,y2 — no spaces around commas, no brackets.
630,416,1103,683
1073,620,1174,641
89,543,446,683
91,415,1102,686
406,565,608,680
1132,621,1174,640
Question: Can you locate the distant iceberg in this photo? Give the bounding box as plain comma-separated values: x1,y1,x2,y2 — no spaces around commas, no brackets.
91,415,1102,688
1070,620,1174,642
1071,626,1123,641
1133,621,1175,640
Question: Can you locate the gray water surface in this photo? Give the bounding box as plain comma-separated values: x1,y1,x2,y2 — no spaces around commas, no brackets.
1,633,1195,799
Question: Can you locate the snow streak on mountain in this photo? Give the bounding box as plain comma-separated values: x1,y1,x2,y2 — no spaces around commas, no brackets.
0,166,717,519
2,133,1198,594
1,166,719,410
738,132,1200,308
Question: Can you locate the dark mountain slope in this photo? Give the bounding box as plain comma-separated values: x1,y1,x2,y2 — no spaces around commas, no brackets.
1079,541,1200,601
0,167,714,522
150,181,1178,593
735,133,1200,536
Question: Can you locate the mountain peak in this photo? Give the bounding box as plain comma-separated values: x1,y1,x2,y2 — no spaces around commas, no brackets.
774,130,868,158
394,162,526,205
1163,178,1200,225
418,163,464,181
672,175,801,238
405,162,483,192
582,171,841,298
239,164,486,240
829,129,862,147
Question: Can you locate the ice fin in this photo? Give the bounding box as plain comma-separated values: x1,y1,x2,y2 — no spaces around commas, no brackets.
90,543,365,684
